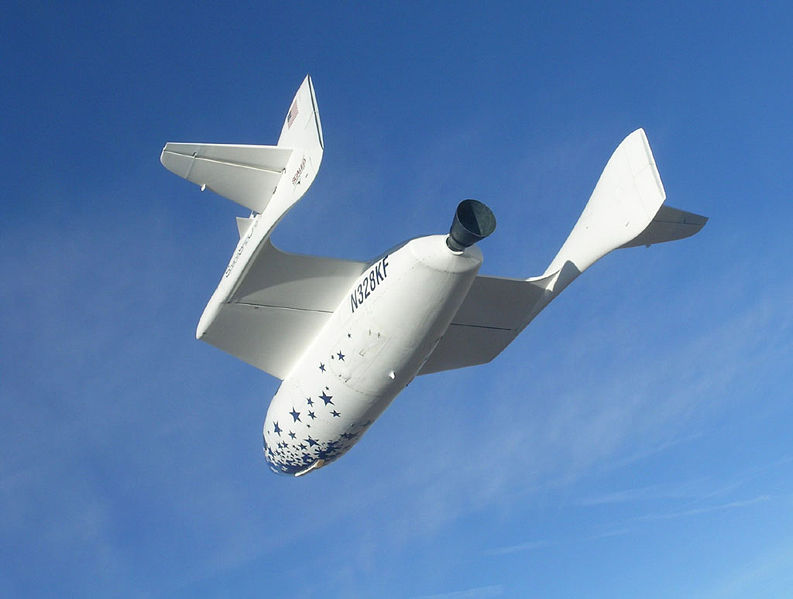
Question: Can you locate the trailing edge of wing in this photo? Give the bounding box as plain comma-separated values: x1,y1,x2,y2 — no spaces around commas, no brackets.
418,273,556,374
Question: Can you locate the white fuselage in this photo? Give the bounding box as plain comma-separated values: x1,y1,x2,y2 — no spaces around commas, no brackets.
262,235,483,475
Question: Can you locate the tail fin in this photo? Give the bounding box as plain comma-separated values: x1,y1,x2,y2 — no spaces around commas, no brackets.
278,75,323,155
160,75,323,219
270,74,324,216
543,129,705,277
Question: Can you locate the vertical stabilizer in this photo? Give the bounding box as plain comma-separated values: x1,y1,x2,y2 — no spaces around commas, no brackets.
544,129,667,276
264,75,324,220
278,75,323,153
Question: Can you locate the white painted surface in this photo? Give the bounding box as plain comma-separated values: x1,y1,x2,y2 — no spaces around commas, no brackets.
161,78,707,476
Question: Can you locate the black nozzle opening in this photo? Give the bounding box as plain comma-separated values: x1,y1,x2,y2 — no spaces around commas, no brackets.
446,199,496,251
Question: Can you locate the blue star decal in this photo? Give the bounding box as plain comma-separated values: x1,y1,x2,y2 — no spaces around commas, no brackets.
319,362,326,372
308,411,316,420
288,431,296,439
337,351,345,361
273,422,281,436
306,397,313,406
331,410,341,418
319,391,334,405
305,436,318,447
290,408,301,422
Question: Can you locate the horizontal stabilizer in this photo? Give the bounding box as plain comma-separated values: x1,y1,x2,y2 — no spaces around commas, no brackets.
620,205,708,248
160,143,293,213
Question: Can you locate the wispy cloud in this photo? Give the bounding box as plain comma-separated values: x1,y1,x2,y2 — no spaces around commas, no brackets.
484,527,633,560
484,540,549,556
413,584,505,599
631,495,771,523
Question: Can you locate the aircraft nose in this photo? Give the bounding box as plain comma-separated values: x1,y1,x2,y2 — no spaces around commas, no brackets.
262,428,307,476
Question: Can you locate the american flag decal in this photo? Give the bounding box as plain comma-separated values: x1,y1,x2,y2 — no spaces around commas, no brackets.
287,99,299,128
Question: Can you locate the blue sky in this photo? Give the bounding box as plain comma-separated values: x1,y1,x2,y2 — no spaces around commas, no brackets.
2,2,793,597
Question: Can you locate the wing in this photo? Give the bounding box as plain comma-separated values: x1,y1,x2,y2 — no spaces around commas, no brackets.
199,240,366,379
419,273,556,374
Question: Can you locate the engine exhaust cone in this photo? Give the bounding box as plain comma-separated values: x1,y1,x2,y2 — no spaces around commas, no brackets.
446,199,497,251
